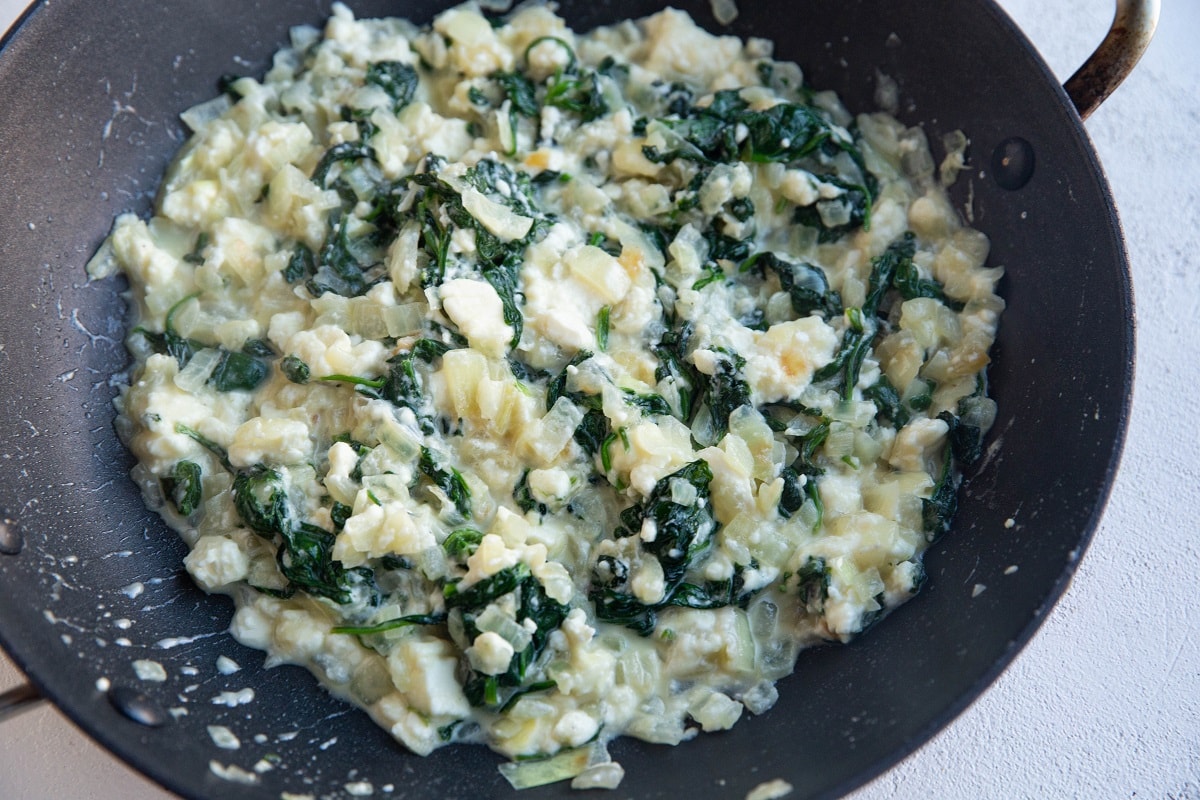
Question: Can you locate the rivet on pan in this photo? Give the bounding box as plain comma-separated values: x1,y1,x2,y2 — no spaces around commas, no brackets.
991,136,1036,191
107,686,169,728
0,519,23,556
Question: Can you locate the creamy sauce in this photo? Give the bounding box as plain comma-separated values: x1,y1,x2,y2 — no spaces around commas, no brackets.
93,2,1002,788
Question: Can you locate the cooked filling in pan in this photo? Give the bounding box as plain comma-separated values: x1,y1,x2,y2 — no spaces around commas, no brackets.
90,3,1003,789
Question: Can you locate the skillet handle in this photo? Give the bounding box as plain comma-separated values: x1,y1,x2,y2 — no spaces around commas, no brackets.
0,681,43,723
1064,0,1160,119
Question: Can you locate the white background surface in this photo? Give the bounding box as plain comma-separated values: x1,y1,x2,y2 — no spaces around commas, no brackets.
1,0,1197,798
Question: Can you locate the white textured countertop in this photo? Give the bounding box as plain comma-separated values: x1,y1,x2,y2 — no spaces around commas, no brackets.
2,1,1197,798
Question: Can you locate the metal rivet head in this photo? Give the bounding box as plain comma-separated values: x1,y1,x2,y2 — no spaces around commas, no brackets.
107,686,169,727
0,519,23,556
991,136,1036,190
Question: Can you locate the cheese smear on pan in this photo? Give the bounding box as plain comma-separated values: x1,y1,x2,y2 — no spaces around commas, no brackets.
92,3,1003,789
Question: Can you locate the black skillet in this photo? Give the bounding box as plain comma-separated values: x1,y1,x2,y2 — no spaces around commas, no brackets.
0,0,1154,797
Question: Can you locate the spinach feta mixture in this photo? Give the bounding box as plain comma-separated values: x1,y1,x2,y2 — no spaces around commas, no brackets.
92,3,1003,789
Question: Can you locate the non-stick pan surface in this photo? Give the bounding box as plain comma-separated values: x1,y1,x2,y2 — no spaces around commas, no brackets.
0,1,1133,798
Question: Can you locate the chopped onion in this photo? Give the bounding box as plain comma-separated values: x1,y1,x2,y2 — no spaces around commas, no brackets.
348,299,389,339
571,761,625,790
475,604,533,652
498,747,590,790
85,237,118,279
383,302,426,338
710,0,738,25
173,348,221,392
180,95,232,133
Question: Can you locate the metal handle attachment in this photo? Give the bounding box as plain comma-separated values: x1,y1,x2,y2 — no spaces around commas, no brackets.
1065,0,1160,120
0,682,44,723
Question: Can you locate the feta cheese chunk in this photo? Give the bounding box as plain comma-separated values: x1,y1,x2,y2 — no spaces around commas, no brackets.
439,278,514,358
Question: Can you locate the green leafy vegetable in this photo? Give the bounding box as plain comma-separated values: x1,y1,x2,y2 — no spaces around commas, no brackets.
281,355,311,384
700,348,752,438
590,460,718,635
493,71,539,118
741,252,841,318
162,460,203,516
210,349,270,392
444,528,485,559
331,613,445,636
284,243,315,284
365,61,418,111
922,439,959,539
794,556,830,614
234,465,291,536
419,446,472,519
864,232,916,318
182,232,209,265
311,142,375,187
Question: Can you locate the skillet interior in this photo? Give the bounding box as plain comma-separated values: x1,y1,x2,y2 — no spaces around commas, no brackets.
0,1,1132,798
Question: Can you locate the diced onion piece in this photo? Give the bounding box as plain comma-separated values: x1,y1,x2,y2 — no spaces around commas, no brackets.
86,237,119,279
525,397,585,463
374,414,423,461
728,608,756,674
460,187,533,241
475,604,533,652
496,104,516,156
710,0,738,25
173,348,222,392
180,95,233,133
414,546,449,580
571,762,625,790
824,425,856,460
363,473,409,503
348,300,389,340
383,303,426,338
498,747,591,790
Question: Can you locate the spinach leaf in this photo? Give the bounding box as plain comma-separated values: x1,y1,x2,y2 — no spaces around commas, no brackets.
482,254,524,349
653,324,699,422
591,460,718,635
443,528,484,559
162,460,203,516
794,556,830,614
493,70,539,117
182,232,209,265
791,176,873,243
311,142,375,187
892,253,957,307
365,61,418,112
864,232,917,318
596,306,611,350
812,308,870,399
449,562,569,709
922,439,959,539
419,446,472,519
741,251,841,318
331,613,445,636
233,465,291,537
306,214,374,298
700,348,752,438
210,349,270,393
864,375,908,428
284,243,315,284
278,522,377,605
622,389,671,417
281,355,311,384
330,501,353,531
545,70,609,122
174,422,232,471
